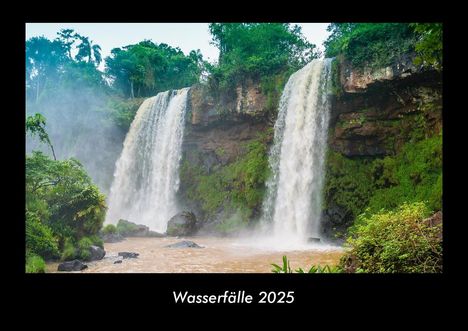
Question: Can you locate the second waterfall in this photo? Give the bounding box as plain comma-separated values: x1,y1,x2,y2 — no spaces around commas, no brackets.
261,59,332,243
105,88,190,232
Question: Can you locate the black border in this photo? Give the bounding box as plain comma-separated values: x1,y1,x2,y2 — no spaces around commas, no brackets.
9,8,456,314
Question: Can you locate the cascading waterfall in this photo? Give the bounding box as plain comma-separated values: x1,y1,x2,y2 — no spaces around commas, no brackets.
105,88,190,232
261,59,332,244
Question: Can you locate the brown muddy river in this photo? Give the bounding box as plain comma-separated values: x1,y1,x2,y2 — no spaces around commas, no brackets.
46,236,344,273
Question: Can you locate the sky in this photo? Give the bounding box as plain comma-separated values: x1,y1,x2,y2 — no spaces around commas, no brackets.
26,23,331,71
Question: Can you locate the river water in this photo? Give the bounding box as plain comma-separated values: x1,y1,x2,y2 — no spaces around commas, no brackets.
46,236,343,273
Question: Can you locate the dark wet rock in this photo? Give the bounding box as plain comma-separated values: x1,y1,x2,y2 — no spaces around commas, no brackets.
166,211,197,236
118,252,139,259
114,260,122,264
57,260,88,271
101,232,125,243
307,237,321,244
88,245,105,261
165,240,203,248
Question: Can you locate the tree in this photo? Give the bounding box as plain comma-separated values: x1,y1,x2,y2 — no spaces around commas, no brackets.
411,23,443,70
26,36,68,102
26,151,107,247
75,34,102,66
105,40,204,98
323,23,416,69
26,113,56,160
56,28,77,59
208,23,319,89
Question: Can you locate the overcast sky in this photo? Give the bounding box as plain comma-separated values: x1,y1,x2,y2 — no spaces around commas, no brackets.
26,23,331,70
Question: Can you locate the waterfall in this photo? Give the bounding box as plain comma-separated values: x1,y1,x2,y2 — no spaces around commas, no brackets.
105,88,190,232
261,59,332,244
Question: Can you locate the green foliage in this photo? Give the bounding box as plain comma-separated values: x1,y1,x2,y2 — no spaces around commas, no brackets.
60,235,103,261
181,132,270,222
61,238,77,261
271,256,341,273
102,224,117,235
341,202,442,273
368,133,442,213
26,149,107,263
26,210,59,259
26,113,56,160
260,68,295,114
324,23,416,69
107,97,145,130
323,151,375,221
329,57,343,97
105,40,206,98
271,255,292,273
115,219,139,235
208,23,319,92
26,254,46,273
323,133,442,225
77,237,93,260
411,23,443,70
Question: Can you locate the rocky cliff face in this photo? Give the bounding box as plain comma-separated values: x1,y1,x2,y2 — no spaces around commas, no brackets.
183,82,270,173
321,55,442,242
330,55,442,157
178,55,442,237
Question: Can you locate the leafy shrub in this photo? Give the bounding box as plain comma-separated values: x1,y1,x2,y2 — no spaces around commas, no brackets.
26,151,107,246
341,202,442,273
77,237,93,260
26,210,59,259
116,219,139,235
61,238,77,261
101,224,117,235
88,234,104,249
26,254,46,273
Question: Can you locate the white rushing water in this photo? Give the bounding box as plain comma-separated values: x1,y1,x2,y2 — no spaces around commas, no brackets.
261,59,332,245
105,88,190,232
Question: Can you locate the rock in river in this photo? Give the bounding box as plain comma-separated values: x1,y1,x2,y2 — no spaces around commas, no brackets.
118,252,139,259
165,240,203,248
166,211,197,236
57,260,88,271
88,245,106,261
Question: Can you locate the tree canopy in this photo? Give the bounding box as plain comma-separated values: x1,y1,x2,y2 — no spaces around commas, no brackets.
105,40,206,98
207,23,320,90
323,23,442,70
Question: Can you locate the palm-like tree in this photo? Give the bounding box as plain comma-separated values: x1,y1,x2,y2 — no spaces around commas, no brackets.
75,35,102,66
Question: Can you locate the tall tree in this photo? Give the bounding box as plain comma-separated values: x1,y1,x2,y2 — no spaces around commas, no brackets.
75,34,102,66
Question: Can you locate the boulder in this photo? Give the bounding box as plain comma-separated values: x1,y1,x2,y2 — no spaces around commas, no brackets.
118,252,139,259
116,219,165,237
101,232,125,243
57,260,88,271
88,245,105,261
166,211,197,236
165,240,203,248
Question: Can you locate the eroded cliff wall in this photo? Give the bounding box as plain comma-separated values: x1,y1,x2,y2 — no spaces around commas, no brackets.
177,55,442,238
